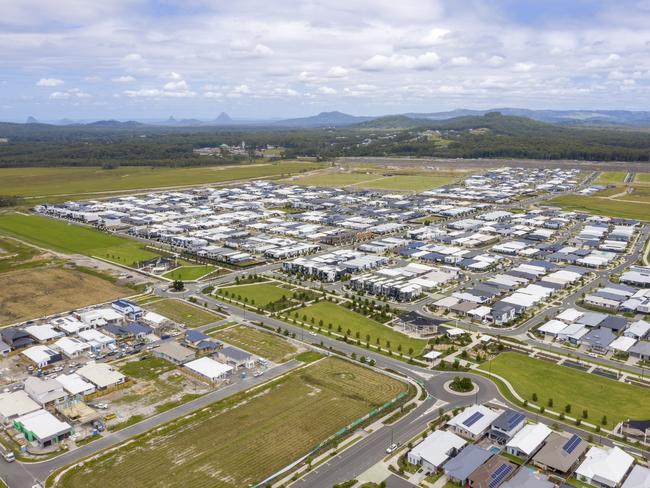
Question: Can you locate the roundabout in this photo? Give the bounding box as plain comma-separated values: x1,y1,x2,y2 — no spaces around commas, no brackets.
443,377,478,396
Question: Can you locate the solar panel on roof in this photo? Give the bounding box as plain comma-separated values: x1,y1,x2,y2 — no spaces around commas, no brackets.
462,411,485,427
562,434,581,454
507,412,525,429
489,464,513,488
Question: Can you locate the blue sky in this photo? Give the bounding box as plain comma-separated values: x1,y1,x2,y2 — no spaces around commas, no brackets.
1,0,650,121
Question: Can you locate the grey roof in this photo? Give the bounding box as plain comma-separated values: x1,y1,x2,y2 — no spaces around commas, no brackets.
443,445,492,481
220,346,252,362
621,465,650,488
599,316,628,331
501,470,554,488
582,327,616,348
491,409,525,432
629,341,650,357
533,432,588,473
577,312,608,327
0,340,10,352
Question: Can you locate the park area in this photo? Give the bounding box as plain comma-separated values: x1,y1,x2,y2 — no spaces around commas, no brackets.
0,267,130,325
480,352,649,427
53,357,407,488
547,194,650,221
213,325,298,363
217,282,295,306
0,161,323,202
291,301,427,356
162,264,217,281
0,213,158,265
146,298,223,327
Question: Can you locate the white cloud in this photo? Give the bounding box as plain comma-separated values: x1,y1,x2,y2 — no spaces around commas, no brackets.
486,55,506,67
163,79,189,91
397,28,451,49
585,53,621,69
49,88,89,99
252,43,273,57
361,52,440,71
450,56,471,66
512,62,536,72
49,91,70,99
318,86,337,94
112,75,135,83
37,78,64,87
326,66,348,78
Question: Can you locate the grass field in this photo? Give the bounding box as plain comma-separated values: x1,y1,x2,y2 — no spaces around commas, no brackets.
55,357,406,488
547,195,650,221
214,325,297,363
0,267,129,326
162,265,216,281
479,352,649,427
218,282,294,306
146,299,222,327
0,237,49,274
292,301,427,355
0,162,323,200
635,173,650,184
290,171,460,192
0,213,158,264
594,172,627,184
120,357,176,381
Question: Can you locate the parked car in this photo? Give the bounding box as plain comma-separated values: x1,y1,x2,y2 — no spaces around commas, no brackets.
386,443,397,454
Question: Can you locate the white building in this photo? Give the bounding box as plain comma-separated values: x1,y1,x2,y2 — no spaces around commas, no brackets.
77,362,125,390
407,430,466,473
184,357,233,381
447,405,502,440
505,423,551,458
21,345,61,368
14,409,72,448
56,373,96,396
0,391,40,423
53,337,91,358
576,446,634,488
622,465,650,488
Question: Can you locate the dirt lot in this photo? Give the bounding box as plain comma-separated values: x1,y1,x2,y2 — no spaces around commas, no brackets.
0,267,131,326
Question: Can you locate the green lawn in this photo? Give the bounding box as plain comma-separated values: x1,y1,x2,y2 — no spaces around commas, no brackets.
0,213,158,264
0,162,323,200
146,298,222,327
53,358,407,488
634,173,650,184
120,356,176,381
292,301,427,355
595,171,627,184
213,325,297,363
290,172,459,191
162,265,216,281
480,352,650,427
218,282,294,306
547,195,650,221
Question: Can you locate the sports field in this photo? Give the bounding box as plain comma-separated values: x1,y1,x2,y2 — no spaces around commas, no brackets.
54,358,407,488
162,265,216,281
146,298,222,327
480,352,649,427
217,282,294,306
547,195,650,221
0,213,158,264
213,325,297,363
0,267,129,325
293,301,427,355
594,171,627,184
0,162,323,200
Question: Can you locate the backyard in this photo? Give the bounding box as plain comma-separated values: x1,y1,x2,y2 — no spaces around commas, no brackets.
53,357,407,488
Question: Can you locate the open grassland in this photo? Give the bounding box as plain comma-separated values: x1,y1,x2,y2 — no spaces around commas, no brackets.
54,358,407,488
213,325,297,363
634,173,650,184
293,301,427,355
480,352,649,427
0,267,129,326
614,185,650,203
594,171,628,184
547,195,650,221
218,282,294,306
290,170,461,191
0,162,323,200
146,298,222,327
162,265,216,281
0,237,50,274
0,213,158,264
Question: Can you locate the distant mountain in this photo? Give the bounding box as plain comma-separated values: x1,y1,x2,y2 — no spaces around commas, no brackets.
215,112,233,124
274,111,374,128
85,120,144,128
26,116,38,124
354,115,428,129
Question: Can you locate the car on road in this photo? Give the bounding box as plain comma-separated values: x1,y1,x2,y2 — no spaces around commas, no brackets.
386,443,398,454
2,450,15,462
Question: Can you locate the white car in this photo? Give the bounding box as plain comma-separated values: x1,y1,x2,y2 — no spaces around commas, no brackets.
386,443,397,454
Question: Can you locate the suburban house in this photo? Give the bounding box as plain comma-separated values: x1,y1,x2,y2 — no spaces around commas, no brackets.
76,362,126,390
407,430,466,473
55,373,96,397
13,409,72,448
622,465,650,488
216,346,255,369
488,409,526,444
21,345,62,368
467,456,516,488
184,357,233,381
501,469,554,488
1,327,33,349
575,446,634,488
444,444,493,486
154,341,196,365
447,405,502,440
533,433,588,474
0,391,41,423
505,423,552,459
24,377,67,407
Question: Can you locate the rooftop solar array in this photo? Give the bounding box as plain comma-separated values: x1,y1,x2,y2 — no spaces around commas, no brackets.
463,411,485,427
507,412,525,429
489,464,513,488
562,434,582,454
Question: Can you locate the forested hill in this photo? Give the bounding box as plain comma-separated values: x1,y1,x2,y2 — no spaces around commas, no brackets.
2,112,650,166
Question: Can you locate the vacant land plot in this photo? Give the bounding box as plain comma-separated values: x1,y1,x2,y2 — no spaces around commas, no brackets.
635,173,650,184
0,267,129,325
547,195,650,221
480,352,649,427
0,213,158,265
292,301,427,355
162,265,217,281
146,299,222,327
594,171,627,184
0,237,49,274
290,172,381,187
214,325,298,363
218,282,294,306
614,185,650,203
55,357,406,488
0,162,323,200
120,356,176,381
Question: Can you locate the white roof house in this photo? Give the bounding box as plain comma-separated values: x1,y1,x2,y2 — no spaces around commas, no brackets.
622,465,650,488
14,409,72,447
0,391,41,422
184,357,233,381
608,336,637,353
77,329,115,350
50,316,89,335
53,337,91,358
538,320,567,336
448,405,502,439
21,345,60,367
505,423,552,458
556,308,583,323
407,430,466,472
56,373,96,396
77,362,125,389
576,446,634,488
24,324,63,342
